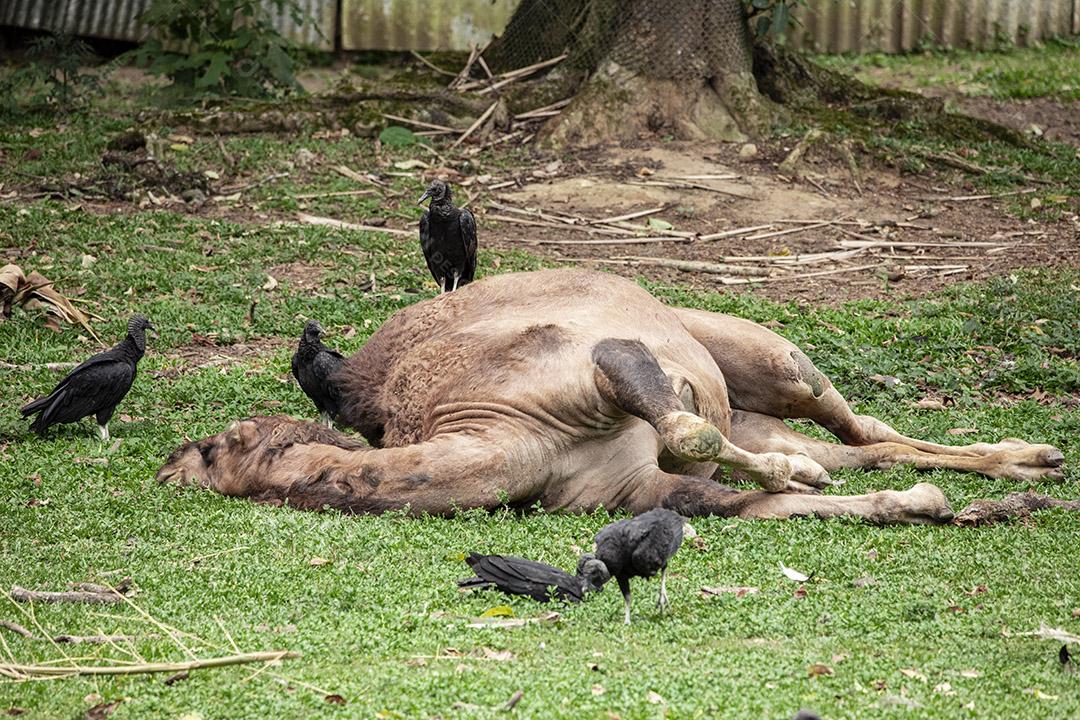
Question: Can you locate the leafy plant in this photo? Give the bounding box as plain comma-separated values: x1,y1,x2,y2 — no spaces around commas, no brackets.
744,0,807,40
128,0,314,99
0,33,100,115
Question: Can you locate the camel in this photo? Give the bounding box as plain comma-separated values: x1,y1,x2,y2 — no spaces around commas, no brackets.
157,269,1066,524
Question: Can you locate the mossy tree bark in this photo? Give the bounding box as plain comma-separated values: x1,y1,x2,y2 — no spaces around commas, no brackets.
487,0,778,147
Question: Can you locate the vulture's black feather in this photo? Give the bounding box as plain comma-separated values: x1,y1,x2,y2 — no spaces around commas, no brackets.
20,314,154,440
594,508,685,624
291,320,344,428
459,552,610,603
418,179,477,293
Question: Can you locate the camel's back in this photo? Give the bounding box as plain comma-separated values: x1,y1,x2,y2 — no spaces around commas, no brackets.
336,269,720,445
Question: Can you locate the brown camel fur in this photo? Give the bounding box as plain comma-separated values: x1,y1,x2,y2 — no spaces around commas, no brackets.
157,269,1066,525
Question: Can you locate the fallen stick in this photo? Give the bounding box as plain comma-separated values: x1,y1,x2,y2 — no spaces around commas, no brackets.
721,262,886,285
661,174,739,181
0,650,297,679
468,55,568,95
0,361,78,371
10,586,122,604
381,114,457,133
487,180,518,190
744,221,833,241
448,43,481,89
451,101,499,149
487,201,584,225
699,224,774,241
1016,625,1080,644
476,55,494,79
0,620,33,638
954,492,1080,527
626,179,756,199
588,206,666,225
217,172,289,195
291,189,376,200
513,98,573,121
921,188,1036,202
603,220,697,239
527,236,691,246
296,213,413,237
611,256,772,277
838,239,1014,250
486,214,626,236
409,51,456,77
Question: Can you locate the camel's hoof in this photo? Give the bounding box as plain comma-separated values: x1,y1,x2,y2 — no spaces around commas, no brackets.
898,483,954,524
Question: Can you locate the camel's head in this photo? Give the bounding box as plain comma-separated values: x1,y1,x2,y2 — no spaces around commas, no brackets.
418,179,450,206
302,319,324,341
576,553,611,592
156,418,268,494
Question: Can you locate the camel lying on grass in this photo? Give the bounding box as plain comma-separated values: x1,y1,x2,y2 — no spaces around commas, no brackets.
158,269,1066,524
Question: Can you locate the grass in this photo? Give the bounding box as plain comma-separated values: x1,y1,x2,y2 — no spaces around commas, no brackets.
1,199,1078,719
1,43,1079,718
815,37,1080,100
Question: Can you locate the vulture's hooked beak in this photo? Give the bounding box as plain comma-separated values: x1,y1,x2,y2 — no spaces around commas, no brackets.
417,190,432,205
148,324,159,340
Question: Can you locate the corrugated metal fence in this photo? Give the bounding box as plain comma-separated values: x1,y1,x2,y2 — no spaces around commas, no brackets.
789,0,1080,53
1,0,1077,53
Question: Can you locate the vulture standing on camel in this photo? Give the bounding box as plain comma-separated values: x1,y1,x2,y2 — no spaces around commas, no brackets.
291,320,344,428
458,552,610,603
417,179,477,292
21,314,154,441
594,508,686,625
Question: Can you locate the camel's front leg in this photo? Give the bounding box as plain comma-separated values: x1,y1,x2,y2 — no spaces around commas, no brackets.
157,416,520,515
592,338,831,492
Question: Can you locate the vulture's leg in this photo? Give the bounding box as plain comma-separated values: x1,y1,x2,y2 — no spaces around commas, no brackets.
451,272,460,291
96,407,115,442
592,338,830,493
633,469,956,525
156,416,523,516
676,307,1064,481
730,410,1065,481
617,577,632,625
658,567,669,610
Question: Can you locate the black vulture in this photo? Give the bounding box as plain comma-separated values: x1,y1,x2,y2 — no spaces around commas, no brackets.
458,552,610,603
20,314,154,441
290,320,344,428
594,508,685,625
417,179,477,293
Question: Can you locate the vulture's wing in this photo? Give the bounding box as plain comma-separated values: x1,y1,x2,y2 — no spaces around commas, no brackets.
21,346,124,416
419,211,442,284
462,553,583,602
290,343,303,384
29,360,135,429
458,209,478,280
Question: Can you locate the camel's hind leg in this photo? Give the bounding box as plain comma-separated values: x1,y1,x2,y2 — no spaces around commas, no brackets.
591,338,831,492
675,307,1065,482
730,411,1064,481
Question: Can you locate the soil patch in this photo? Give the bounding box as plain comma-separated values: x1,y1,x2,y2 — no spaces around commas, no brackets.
156,334,291,378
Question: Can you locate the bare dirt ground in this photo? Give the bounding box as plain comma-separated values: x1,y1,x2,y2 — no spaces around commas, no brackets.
478,141,1079,303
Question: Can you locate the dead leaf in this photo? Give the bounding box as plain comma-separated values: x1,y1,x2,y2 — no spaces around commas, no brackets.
899,668,927,682
793,586,808,600
393,159,429,170
504,690,524,710
324,694,347,705
966,585,988,596
262,275,278,291
80,254,97,269
164,670,188,685
779,562,810,582
947,427,977,435
5,708,26,716
480,606,514,618
591,684,605,696
959,669,982,678
866,549,878,560
1025,688,1057,701
85,700,121,720
701,586,759,598
914,398,945,410
308,556,331,566
852,576,876,588
478,647,514,661
807,663,834,677
869,374,901,388
933,682,954,695
646,691,665,704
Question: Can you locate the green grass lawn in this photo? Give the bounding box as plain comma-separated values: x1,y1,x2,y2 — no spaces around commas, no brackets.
1,200,1078,719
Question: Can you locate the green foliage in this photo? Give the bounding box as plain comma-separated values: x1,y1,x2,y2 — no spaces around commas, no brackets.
0,33,100,116
378,125,418,147
745,0,806,40
128,0,311,99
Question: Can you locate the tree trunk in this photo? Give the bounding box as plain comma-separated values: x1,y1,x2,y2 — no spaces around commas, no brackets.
487,0,778,147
